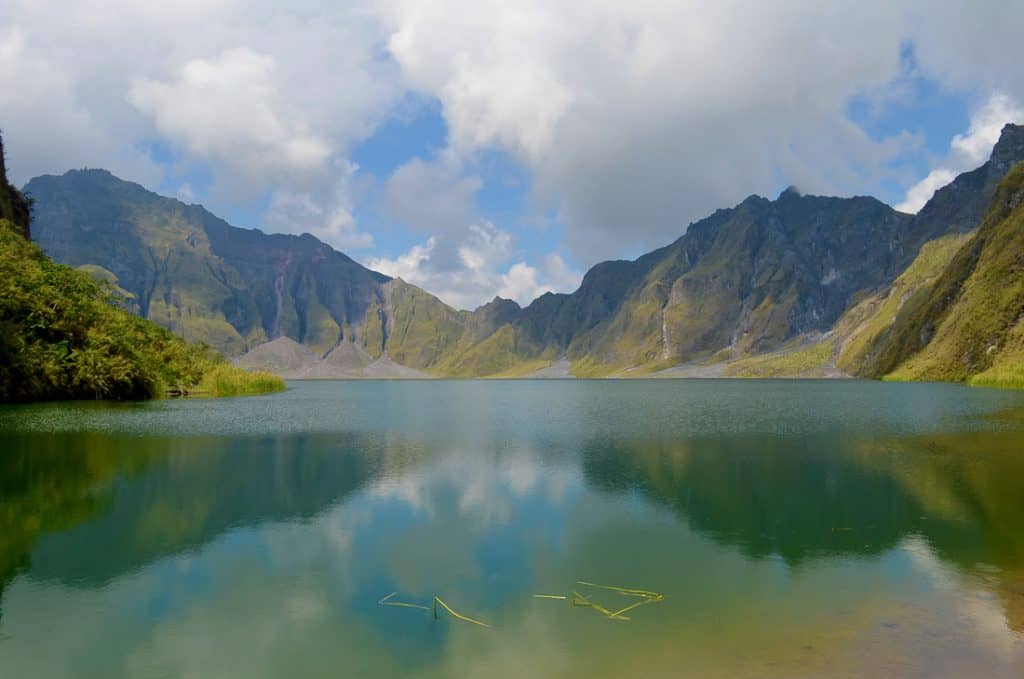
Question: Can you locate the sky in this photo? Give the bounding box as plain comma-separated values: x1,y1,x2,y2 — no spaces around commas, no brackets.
1,1,1023,310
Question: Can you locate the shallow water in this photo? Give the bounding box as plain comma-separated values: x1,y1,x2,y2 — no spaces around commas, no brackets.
1,379,1023,678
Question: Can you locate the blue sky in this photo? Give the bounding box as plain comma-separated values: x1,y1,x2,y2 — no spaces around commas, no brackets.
2,2,1023,309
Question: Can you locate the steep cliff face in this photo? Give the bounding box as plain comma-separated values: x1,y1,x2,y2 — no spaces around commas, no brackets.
27,170,392,357
25,126,1024,378
557,191,914,374
1,132,279,402
507,124,1024,376
905,124,1024,244
855,162,1024,386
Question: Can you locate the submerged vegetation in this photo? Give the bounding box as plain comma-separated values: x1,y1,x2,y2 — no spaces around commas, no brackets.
534,581,666,622
378,581,664,629
379,592,492,628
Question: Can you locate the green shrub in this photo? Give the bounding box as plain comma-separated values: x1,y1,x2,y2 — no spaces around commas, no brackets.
0,219,281,402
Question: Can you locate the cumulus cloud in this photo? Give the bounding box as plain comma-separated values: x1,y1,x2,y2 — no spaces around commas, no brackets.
0,0,399,247
369,155,581,307
366,222,581,309
0,25,160,184
3,0,1024,296
373,1,919,260
382,157,482,242
262,160,374,249
896,93,1024,213
129,48,332,180
372,1,1024,261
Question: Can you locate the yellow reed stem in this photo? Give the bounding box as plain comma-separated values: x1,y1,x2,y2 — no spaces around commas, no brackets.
433,596,491,628
533,594,569,600
377,592,432,611
575,581,664,601
571,590,630,620
608,598,655,618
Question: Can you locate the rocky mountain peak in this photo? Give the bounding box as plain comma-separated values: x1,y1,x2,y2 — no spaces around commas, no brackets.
990,123,1024,170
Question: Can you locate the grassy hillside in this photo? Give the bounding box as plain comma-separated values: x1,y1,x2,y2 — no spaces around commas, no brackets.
703,230,976,379
879,163,1024,387
835,231,977,376
724,340,834,378
1,132,284,402
22,124,1024,380
0,182,283,402
27,169,389,356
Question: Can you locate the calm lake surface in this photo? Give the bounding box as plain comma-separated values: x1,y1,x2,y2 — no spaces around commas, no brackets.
2,380,1024,678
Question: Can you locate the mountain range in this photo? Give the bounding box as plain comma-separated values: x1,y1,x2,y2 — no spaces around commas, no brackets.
23,123,1024,382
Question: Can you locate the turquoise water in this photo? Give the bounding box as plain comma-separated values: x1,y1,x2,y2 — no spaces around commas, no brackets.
1,380,1023,677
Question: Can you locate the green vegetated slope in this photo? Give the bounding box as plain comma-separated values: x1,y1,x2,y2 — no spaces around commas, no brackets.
23,124,1024,380
0,218,284,401
26,170,480,373
731,159,1024,388
834,232,978,376
0,135,31,240
25,169,556,375
27,170,384,357
455,123,1024,378
723,230,976,378
863,163,1024,388
0,135,283,402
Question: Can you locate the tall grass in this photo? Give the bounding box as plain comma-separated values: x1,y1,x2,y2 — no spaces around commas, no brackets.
194,364,285,397
968,365,1024,390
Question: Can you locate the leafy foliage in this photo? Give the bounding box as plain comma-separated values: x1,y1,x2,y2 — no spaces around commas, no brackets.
0,218,283,402
0,134,31,240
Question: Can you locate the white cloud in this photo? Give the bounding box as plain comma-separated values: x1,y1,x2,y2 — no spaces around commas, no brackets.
0,1,400,250
373,1,1024,260
895,169,957,214
372,155,583,307
0,25,161,184
366,222,581,309
262,160,374,249
497,254,581,306
176,183,196,203
130,48,331,180
382,157,482,239
897,93,1024,213
4,0,1024,297
373,1,919,260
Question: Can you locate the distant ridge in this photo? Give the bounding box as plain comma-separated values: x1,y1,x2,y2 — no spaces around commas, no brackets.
25,124,1024,379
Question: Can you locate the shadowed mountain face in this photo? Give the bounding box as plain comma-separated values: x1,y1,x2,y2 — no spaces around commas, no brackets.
855,160,1024,385
24,125,1024,377
24,171,508,374
27,170,390,358
504,123,1024,374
